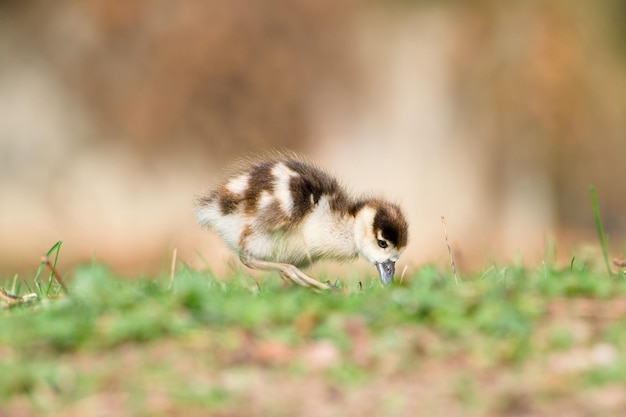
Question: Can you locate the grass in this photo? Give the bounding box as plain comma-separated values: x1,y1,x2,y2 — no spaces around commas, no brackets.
2,181,625,416
589,185,613,275
2,243,626,416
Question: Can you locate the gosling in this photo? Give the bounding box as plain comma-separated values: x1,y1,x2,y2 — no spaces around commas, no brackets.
195,155,408,290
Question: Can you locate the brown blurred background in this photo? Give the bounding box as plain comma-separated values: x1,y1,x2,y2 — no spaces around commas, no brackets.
1,0,625,278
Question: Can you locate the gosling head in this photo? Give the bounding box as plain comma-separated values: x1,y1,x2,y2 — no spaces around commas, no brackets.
353,200,409,285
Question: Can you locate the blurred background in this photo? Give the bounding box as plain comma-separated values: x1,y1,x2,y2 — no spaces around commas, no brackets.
1,0,625,279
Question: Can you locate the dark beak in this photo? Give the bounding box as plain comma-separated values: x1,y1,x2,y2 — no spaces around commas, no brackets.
376,260,396,285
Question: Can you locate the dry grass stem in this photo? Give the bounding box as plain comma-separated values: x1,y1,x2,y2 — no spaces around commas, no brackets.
400,265,408,284
441,216,459,285
42,256,69,293
169,247,178,290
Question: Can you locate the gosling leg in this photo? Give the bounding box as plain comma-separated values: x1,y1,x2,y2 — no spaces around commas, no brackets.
240,256,330,291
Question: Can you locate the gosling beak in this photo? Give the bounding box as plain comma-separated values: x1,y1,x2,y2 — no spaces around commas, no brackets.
376,260,396,285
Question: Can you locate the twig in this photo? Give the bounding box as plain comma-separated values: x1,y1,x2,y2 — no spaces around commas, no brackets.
440,216,459,285
0,288,38,306
42,256,68,293
0,288,20,302
169,247,178,290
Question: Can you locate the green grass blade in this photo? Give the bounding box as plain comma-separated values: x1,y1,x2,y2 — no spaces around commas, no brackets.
46,241,63,294
33,241,64,296
33,260,46,295
10,274,18,294
589,185,612,275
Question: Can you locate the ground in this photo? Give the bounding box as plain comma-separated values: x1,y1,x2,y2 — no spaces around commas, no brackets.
2,253,626,417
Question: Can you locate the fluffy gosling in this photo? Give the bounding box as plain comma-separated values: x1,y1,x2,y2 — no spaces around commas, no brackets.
195,155,408,290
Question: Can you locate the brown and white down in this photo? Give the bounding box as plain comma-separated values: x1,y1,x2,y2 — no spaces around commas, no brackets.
195,155,408,290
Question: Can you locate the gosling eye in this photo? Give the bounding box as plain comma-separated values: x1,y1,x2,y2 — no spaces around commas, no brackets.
377,239,388,249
